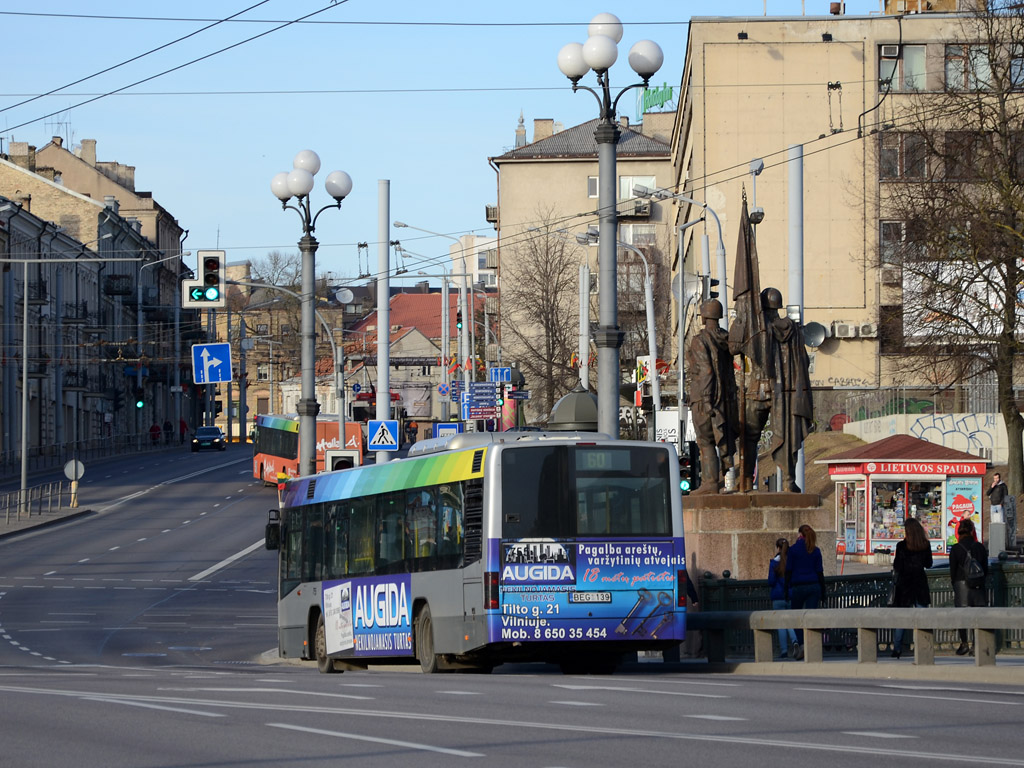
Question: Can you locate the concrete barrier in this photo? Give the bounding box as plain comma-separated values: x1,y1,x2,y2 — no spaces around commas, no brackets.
688,607,1024,666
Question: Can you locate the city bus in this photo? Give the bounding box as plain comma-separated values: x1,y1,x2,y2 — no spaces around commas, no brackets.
252,413,364,485
263,431,687,674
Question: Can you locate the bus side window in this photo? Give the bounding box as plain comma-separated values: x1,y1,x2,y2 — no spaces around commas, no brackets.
303,505,325,582
325,502,348,579
349,498,375,575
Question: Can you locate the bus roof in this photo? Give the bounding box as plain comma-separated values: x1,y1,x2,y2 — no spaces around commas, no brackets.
406,430,612,458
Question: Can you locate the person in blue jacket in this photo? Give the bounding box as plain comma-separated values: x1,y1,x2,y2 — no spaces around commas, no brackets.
785,524,826,659
769,537,799,659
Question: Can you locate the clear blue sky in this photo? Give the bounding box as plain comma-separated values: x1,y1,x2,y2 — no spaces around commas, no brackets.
1,1,881,282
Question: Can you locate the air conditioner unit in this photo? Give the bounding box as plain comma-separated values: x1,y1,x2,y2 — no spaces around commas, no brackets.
977,447,993,461
833,321,858,339
881,44,900,59
859,322,879,338
880,267,901,285
633,200,651,217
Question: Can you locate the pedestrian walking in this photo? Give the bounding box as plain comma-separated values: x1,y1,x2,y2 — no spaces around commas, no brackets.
163,419,173,445
889,517,933,659
988,473,1008,524
784,524,825,660
149,422,161,445
179,418,187,444
769,537,798,659
950,517,988,656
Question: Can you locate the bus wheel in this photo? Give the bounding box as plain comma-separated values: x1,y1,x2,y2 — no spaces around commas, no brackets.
416,605,439,674
314,614,342,674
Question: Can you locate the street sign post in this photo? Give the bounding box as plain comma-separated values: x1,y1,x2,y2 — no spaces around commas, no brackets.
488,366,512,383
367,419,399,451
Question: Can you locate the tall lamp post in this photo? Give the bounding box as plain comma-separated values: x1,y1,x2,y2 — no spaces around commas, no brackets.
271,150,352,477
558,12,663,439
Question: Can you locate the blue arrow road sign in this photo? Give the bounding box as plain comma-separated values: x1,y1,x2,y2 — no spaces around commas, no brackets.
488,367,512,383
191,343,232,384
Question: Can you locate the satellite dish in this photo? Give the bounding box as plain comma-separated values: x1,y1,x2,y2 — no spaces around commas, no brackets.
333,287,354,304
804,321,828,348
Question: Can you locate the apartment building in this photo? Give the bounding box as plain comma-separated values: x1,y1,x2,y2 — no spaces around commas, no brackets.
489,112,674,422
669,2,992,429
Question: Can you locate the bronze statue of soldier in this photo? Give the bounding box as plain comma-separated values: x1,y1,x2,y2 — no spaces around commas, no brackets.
686,299,739,494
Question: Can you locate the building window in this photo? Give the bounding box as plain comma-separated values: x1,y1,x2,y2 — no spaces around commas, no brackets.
256,323,269,335
619,223,657,247
587,176,599,198
257,363,270,381
880,221,904,265
281,324,291,335
1012,44,1024,89
945,44,992,91
945,132,983,180
879,304,904,354
880,44,926,92
619,175,656,200
880,133,927,179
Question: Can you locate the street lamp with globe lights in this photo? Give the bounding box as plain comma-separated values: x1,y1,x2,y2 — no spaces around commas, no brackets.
271,150,352,477
557,12,663,439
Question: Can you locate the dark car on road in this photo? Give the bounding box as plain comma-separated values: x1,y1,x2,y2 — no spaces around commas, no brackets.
191,426,226,452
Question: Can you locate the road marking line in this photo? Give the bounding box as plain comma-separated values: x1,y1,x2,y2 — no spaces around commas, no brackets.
552,684,728,699
796,687,1023,707
83,696,224,718
844,732,918,739
686,714,748,721
188,540,263,582
267,723,483,757
550,701,604,707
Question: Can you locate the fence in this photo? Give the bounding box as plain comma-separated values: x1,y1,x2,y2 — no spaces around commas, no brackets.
2,481,72,525
697,562,1024,658
842,385,1003,423
0,431,184,483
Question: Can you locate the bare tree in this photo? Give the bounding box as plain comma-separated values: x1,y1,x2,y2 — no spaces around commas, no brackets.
878,2,1024,493
502,214,582,420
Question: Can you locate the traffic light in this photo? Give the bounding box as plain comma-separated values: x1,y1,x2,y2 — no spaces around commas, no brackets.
182,249,226,308
702,275,720,302
133,387,145,409
456,310,463,330
113,389,124,410
687,440,701,491
496,386,505,407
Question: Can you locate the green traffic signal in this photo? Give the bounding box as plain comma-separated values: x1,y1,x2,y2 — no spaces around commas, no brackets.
680,478,691,494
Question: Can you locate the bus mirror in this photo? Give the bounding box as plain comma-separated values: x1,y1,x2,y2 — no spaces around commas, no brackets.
265,522,280,550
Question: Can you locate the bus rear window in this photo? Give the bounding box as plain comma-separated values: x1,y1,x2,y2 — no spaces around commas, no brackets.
501,445,671,539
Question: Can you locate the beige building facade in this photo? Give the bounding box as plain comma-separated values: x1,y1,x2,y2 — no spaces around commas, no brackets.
669,8,982,429
489,113,675,423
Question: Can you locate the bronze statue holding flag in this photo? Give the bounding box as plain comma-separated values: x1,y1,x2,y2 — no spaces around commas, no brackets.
726,195,813,493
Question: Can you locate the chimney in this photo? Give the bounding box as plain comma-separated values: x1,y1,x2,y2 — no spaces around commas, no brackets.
533,119,554,142
8,142,36,172
104,195,119,213
52,136,63,148
81,139,97,167
619,116,630,129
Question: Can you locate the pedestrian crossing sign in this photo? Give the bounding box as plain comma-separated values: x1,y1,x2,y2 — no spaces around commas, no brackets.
368,420,399,451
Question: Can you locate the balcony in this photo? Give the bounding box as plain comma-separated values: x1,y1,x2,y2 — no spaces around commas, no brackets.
26,360,49,378
617,199,651,218
63,370,88,391
103,274,133,296
63,301,89,324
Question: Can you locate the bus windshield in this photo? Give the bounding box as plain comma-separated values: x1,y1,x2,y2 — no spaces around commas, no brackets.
500,444,671,539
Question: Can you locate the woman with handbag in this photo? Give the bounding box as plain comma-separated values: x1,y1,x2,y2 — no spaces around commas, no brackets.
890,517,932,659
950,517,989,656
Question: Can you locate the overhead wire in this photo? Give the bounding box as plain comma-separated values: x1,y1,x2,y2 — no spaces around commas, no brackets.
0,0,274,116
1,0,353,134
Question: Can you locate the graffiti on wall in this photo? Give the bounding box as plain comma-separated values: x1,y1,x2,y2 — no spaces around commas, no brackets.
909,413,997,458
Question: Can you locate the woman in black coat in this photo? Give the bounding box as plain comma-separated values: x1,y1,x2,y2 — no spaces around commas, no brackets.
950,517,989,656
890,517,933,659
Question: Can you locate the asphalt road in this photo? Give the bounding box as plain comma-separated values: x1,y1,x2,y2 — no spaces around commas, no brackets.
2,447,1024,767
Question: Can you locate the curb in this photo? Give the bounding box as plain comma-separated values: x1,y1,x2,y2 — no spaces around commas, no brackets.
0,509,94,540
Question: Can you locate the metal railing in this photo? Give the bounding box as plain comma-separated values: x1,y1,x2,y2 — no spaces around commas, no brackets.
0,431,186,483
696,562,1024,658
2,481,70,525
842,385,1009,423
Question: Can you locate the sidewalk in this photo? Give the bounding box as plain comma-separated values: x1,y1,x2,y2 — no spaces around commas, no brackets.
0,503,92,539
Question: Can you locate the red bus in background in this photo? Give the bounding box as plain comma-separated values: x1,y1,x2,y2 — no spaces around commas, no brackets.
252,413,364,485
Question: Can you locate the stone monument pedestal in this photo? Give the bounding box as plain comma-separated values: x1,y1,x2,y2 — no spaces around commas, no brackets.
684,492,833,583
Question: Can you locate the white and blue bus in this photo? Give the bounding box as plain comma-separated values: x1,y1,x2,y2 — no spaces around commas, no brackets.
264,431,688,674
